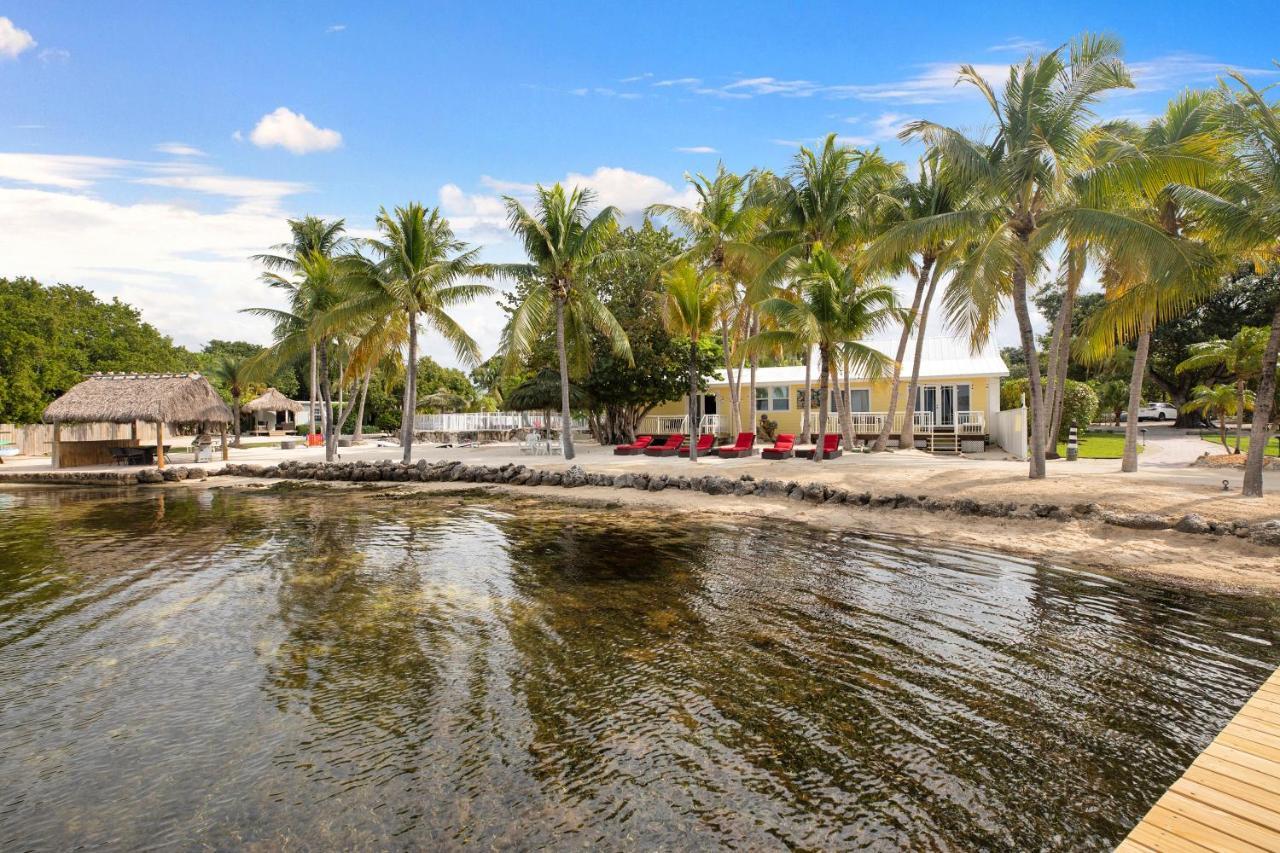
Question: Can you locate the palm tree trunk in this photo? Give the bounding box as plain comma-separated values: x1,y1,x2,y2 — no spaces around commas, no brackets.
875,256,932,451
1013,254,1046,479
720,322,739,437
1044,248,1083,456
800,358,812,442
688,338,700,462
402,313,418,463
353,368,371,443
308,345,317,437
814,345,830,461
1219,416,1231,452
1235,378,1246,454
900,262,944,451
317,344,336,462
232,392,242,448
1122,309,1154,474
555,298,575,460
836,360,855,450
748,312,759,436
1243,298,1280,497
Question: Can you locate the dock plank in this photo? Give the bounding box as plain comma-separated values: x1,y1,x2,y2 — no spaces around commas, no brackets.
1119,668,1280,851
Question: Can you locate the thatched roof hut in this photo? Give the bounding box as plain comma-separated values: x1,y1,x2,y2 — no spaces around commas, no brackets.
43,372,234,425
242,387,302,414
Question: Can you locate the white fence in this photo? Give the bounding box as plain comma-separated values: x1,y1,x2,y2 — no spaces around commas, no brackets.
638,414,720,435
412,411,587,434
989,406,1028,458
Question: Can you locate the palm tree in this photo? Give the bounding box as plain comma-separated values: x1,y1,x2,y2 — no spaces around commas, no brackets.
1176,326,1269,452
246,252,355,461
496,184,632,459
866,155,972,451
751,245,897,460
1171,73,1280,496
252,217,349,437
339,204,490,462
208,353,253,448
1074,90,1226,472
660,262,724,461
911,36,1208,473
648,165,763,437
755,135,902,441
901,35,1158,479
1184,383,1254,453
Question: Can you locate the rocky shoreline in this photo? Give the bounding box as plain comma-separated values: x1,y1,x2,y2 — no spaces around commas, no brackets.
191,458,1280,548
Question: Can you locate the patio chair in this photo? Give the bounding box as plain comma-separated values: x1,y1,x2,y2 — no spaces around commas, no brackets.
109,446,131,466
677,434,716,457
761,434,796,460
642,434,687,457
715,432,757,458
521,432,542,454
614,435,655,455
796,433,842,459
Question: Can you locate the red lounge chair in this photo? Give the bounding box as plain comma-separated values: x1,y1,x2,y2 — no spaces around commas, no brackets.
797,433,843,459
715,432,757,458
614,435,655,455
677,434,716,457
761,433,796,460
643,434,687,457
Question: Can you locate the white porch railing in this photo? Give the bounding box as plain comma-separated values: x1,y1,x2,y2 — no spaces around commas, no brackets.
413,411,587,433
839,410,985,434
639,414,720,435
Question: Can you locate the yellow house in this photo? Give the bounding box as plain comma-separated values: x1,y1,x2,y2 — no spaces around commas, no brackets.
643,336,1011,453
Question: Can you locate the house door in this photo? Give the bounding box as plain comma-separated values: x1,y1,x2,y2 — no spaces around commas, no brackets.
940,386,955,427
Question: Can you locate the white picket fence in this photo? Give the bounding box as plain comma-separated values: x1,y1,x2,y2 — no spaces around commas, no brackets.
638,414,721,435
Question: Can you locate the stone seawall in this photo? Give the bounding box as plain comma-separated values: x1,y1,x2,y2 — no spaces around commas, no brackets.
209,458,1280,548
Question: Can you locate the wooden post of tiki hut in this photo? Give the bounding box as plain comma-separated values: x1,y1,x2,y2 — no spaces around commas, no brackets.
42,373,233,469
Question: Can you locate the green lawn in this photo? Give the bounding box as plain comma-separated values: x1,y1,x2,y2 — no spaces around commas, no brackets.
1198,433,1280,455
1054,431,1140,459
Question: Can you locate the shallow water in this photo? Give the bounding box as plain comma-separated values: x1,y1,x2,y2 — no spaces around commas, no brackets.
0,486,1276,850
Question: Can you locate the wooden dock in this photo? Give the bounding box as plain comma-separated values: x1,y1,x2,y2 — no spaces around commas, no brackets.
1118,667,1280,851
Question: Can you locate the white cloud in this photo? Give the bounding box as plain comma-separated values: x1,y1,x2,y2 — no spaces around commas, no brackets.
247,107,342,154
620,72,652,83
0,17,35,59
0,153,128,189
676,146,718,154
0,184,294,350
654,77,701,87
325,24,346,33
38,47,69,64
869,112,911,140
135,172,309,211
987,37,1045,54
154,142,206,157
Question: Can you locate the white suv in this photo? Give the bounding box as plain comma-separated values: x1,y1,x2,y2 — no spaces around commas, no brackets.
1122,402,1179,422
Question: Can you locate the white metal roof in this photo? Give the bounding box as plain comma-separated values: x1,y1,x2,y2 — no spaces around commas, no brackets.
707,336,1009,386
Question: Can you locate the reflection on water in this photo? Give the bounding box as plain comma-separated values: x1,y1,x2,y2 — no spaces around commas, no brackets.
0,487,1276,850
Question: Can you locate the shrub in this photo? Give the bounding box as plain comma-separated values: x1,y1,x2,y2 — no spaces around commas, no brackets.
999,377,1098,439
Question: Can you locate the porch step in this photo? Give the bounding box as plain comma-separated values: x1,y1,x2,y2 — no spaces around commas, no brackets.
927,434,961,455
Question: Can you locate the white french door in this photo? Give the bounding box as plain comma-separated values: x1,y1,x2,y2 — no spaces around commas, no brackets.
916,384,971,430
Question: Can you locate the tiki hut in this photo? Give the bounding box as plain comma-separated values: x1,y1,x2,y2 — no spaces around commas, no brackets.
43,372,234,468
242,387,302,435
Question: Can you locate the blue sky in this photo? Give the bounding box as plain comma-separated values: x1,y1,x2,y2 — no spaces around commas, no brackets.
1,2,1277,366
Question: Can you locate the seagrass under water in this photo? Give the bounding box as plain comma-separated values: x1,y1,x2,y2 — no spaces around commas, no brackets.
0,486,1276,850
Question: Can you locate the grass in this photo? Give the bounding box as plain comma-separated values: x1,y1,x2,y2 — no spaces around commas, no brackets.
1054,431,1141,459
1198,433,1280,455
